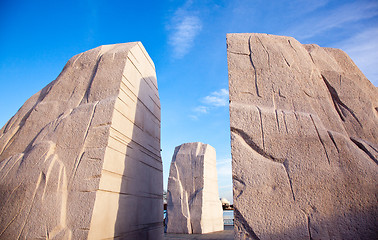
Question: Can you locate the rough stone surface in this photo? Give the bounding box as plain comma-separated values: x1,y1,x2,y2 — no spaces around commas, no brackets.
166,142,224,234
0,42,163,239
227,33,378,240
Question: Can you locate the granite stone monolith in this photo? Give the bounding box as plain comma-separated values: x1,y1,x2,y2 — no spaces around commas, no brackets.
166,142,224,234
0,42,163,239
227,33,377,240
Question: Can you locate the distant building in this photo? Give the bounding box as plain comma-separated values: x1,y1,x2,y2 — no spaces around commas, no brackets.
220,198,232,210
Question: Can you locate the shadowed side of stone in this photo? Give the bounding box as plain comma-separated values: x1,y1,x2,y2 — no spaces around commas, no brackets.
227,33,378,240
0,42,163,239
166,142,224,234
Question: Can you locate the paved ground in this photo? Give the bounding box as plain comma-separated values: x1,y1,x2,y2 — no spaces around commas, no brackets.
164,225,234,240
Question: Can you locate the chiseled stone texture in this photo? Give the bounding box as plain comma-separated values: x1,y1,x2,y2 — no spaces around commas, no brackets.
227,33,378,240
166,142,224,234
0,42,163,239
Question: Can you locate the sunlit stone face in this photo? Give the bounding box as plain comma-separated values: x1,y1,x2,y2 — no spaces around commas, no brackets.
227,33,378,240
0,42,163,240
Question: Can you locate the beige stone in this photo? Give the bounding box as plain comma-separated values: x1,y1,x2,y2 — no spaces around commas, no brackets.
0,42,163,239
166,142,224,234
227,33,378,240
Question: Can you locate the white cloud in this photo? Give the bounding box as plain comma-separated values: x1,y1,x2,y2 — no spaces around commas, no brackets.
301,0,329,12
189,88,229,120
202,88,229,107
168,8,202,59
337,27,378,86
288,1,378,40
193,105,208,114
287,0,330,15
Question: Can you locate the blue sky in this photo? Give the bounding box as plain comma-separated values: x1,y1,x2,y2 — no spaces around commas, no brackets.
1,0,377,202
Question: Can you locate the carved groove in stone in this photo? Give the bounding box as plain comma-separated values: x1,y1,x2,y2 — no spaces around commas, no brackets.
231,127,285,164
350,137,378,165
310,114,331,164
321,75,362,127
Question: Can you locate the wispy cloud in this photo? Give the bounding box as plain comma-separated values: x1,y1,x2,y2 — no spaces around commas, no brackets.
202,88,229,107
193,105,208,114
190,106,208,120
337,27,378,86
288,0,329,15
190,88,229,119
167,5,202,59
288,1,378,40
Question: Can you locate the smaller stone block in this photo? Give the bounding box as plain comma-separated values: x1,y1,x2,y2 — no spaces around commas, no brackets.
166,142,224,234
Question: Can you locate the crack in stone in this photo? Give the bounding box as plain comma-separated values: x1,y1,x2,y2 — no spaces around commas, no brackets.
282,111,289,134
288,39,297,52
81,54,103,104
232,126,297,201
282,53,291,67
308,53,316,64
2,116,17,135
321,75,362,127
256,36,270,68
294,112,299,120
307,215,314,240
234,207,261,240
248,36,261,97
303,90,313,98
367,143,378,153
233,175,246,199
310,115,331,164
0,154,23,184
300,209,314,240
69,101,99,187
228,50,249,56
275,109,280,132
278,89,286,98
327,131,339,153
256,107,265,150
231,127,285,164
232,125,299,203
283,159,296,201
350,137,378,165
188,187,203,205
